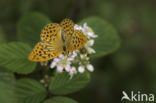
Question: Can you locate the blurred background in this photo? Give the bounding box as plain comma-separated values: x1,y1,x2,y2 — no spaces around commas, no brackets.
0,0,156,103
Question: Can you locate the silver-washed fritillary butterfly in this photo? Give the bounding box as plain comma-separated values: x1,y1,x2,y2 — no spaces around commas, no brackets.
28,19,87,62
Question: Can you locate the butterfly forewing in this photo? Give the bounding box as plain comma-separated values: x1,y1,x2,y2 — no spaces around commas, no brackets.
29,41,62,62
67,30,87,52
41,23,60,42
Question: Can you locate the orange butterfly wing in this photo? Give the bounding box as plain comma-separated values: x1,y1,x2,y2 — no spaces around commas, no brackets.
29,23,63,62
28,41,62,62
40,23,61,42
67,30,87,52
60,19,74,43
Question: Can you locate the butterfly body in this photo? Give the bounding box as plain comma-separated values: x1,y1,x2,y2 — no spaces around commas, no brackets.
29,19,87,62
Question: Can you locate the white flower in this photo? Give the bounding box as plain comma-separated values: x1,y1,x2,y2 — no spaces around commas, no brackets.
54,58,60,62
80,54,88,59
87,32,98,38
50,61,57,68
65,65,71,72
57,65,64,72
78,64,94,73
82,23,87,32
69,67,77,79
78,66,85,73
86,64,94,72
40,75,50,87
50,54,72,72
58,54,64,59
88,39,94,46
87,47,96,54
74,24,82,30
40,79,45,83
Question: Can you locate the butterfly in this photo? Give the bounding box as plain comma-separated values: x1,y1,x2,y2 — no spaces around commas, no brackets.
28,19,87,62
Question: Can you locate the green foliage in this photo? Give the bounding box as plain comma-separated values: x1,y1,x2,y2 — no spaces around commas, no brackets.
79,17,120,58
0,42,36,74
0,68,15,83
0,11,121,103
43,96,78,103
17,12,51,47
0,68,17,103
139,4,156,36
49,72,90,95
15,78,47,103
18,0,34,15
0,26,6,43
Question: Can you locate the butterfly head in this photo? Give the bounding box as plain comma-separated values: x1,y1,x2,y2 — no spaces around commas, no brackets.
62,45,66,51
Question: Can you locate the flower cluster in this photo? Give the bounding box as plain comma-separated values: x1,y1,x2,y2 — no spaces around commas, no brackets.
50,23,98,79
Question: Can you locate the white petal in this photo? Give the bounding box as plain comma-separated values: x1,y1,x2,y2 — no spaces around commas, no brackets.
80,54,87,59
68,53,77,61
78,66,85,73
68,52,72,55
58,54,64,59
69,67,77,79
53,58,60,62
71,67,77,73
65,65,71,72
89,39,94,46
91,49,96,53
57,65,64,72
83,23,87,28
87,32,98,38
71,51,77,58
92,34,98,38
40,80,45,83
86,57,90,60
50,61,57,68
87,32,94,37
74,24,82,30
87,47,96,54
86,64,94,72
82,23,87,32
72,51,77,56
67,56,74,61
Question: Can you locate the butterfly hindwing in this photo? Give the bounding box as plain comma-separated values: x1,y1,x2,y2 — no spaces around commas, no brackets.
28,41,62,62
41,23,61,42
67,30,87,52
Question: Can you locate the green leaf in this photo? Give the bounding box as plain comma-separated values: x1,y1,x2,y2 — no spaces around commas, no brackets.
49,72,90,95
15,78,47,103
0,68,17,103
78,17,120,58
0,42,37,74
0,67,15,83
43,96,78,103
17,12,51,47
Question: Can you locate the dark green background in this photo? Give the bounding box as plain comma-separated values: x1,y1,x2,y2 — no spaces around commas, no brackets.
0,0,156,103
